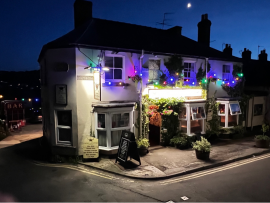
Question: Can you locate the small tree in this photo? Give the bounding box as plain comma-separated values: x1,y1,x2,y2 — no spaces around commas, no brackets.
164,55,184,75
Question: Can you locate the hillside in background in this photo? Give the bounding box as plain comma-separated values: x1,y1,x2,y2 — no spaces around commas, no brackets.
0,70,41,100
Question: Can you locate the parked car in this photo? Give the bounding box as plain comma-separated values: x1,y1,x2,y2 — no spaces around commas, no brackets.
29,111,42,123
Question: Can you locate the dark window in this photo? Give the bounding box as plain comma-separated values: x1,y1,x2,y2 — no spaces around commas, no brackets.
184,63,194,79
58,128,72,142
254,104,263,116
57,111,72,126
104,56,123,80
223,65,231,80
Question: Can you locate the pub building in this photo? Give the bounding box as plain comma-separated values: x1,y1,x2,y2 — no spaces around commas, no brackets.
38,0,251,156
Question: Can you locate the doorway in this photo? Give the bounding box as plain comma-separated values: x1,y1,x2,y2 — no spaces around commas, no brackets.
148,124,160,146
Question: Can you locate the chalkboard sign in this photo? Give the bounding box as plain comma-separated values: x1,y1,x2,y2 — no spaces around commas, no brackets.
117,137,130,162
115,131,141,165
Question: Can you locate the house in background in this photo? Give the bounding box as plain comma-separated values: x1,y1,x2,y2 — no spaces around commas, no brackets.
241,48,270,129
38,0,243,156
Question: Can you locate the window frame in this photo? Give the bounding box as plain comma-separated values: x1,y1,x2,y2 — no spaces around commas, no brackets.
104,54,125,82
55,110,72,146
191,106,206,120
229,102,242,115
179,107,187,120
222,64,231,80
148,59,161,81
94,107,133,150
183,62,195,80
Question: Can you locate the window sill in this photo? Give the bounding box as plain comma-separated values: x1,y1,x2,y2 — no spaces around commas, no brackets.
102,82,129,87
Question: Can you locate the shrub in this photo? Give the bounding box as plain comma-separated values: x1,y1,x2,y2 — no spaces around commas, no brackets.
192,137,211,153
136,138,150,148
170,136,188,147
255,135,270,141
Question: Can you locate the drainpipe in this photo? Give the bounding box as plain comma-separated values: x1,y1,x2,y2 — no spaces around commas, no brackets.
139,50,144,138
205,58,209,79
251,96,254,130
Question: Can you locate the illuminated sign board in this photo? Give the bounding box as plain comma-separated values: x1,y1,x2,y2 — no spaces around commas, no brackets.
148,89,203,100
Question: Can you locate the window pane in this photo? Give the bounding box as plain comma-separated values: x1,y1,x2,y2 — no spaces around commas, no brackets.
149,60,160,70
223,65,230,73
97,130,107,147
184,63,188,69
149,70,159,80
114,69,122,79
230,103,241,114
190,63,194,71
112,113,129,128
180,120,187,133
228,115,237,127
98,114,105,128
57,111,72,126
179,107,186,119
219,104,225,114
105,57,113,67
58,128,72,142
220,116,225,127
254,104,263,116
114,57,123,68
111,130,124,147
192,107,205,119
191,120,203,133
105,69,113,79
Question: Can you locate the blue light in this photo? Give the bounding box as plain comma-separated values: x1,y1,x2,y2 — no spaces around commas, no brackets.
140,73,142,76
192,82,195,84
232,81,235,83
222,81,225,84
108,82,111,85
170,78,173,81
214,74,216,76
35,99,38,101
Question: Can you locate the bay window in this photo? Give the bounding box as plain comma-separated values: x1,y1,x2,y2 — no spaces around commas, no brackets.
94,107,134,150
217,99,241,128
179,104,206,135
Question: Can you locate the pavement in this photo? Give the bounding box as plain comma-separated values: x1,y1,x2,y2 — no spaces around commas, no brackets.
0,124,42,149
80,135,270,179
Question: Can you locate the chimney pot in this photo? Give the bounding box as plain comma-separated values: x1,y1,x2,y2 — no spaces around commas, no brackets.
74,0,93,29
197,13,212,47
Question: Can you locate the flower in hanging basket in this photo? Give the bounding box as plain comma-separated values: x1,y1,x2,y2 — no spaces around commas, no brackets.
128,74,142,82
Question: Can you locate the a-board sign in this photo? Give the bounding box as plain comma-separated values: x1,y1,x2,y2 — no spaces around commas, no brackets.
117,137,130,162
115,131,141,165
82,137,99,160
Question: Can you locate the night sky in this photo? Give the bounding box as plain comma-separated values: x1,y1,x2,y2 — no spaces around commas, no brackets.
1,0,270,71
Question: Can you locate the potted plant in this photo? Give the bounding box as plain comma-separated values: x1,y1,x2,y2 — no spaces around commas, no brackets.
170,135,188,149
192,137,211,160
255,124,270,148
136,138,150,156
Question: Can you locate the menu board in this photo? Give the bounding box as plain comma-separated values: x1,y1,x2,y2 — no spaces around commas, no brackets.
117,137,130,162
82,137,99,159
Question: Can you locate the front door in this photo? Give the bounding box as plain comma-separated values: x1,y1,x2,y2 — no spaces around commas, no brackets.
148,124,160,146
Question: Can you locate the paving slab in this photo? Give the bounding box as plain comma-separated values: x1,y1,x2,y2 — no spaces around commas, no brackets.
80,137,270,179
0,124,42,149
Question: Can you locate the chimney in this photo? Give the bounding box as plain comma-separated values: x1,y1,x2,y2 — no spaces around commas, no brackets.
242,48,252,60
167,26,182,36
74,0,93,29
259,49,268,61
197,14,212,47
223,44,233,56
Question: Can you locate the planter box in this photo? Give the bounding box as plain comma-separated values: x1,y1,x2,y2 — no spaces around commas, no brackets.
195,150,210,160
138,146,149,156
255,139,270,148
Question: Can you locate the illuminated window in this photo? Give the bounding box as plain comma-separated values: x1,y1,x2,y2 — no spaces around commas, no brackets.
149,60,160,80
95,109,132,148
104,56,123,80
229,103,241,115
219,104,225,115
222,65,231,80
183,63,194,79
191,106,206,120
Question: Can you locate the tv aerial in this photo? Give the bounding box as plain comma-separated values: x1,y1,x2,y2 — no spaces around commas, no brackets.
156,12,174,29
